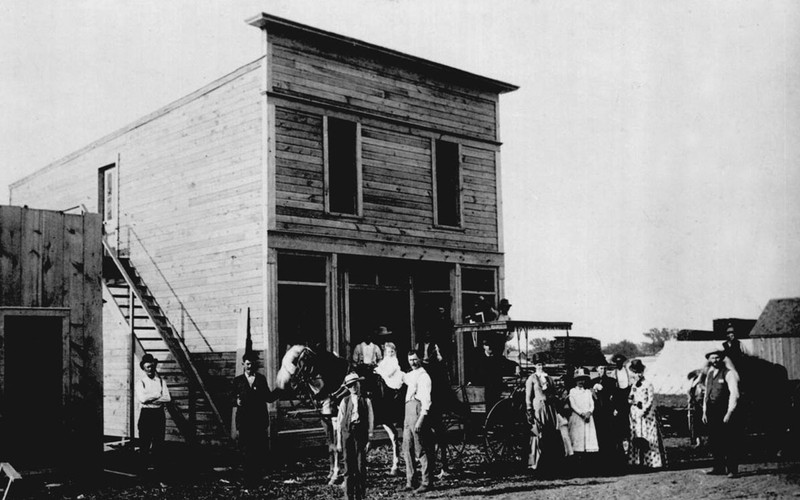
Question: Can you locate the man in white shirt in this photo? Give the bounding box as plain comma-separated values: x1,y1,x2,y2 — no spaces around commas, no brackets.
136,353,171,466
703,350,741,477
402,351,434,493
352,328,384,367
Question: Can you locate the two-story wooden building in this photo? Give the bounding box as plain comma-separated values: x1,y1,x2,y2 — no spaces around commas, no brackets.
10,13,517,445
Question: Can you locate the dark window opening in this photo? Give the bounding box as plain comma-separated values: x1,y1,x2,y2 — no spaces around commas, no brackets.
435,140,461,227
277,254,327,352
327,117,359,215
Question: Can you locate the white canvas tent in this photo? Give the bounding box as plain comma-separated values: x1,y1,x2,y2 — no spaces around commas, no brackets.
645,339,754,395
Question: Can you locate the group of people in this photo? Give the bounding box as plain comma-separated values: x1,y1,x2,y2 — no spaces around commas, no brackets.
524,354,668,477
322,325,448,500
131,310,743,499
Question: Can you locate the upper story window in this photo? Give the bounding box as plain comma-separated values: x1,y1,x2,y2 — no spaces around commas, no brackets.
433,139,462,227
324,116,362,216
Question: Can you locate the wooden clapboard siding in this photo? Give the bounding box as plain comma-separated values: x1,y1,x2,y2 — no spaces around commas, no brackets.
752,337,800,381
269,35,498,141
192,351,238,431
11,63,265,357
274,106,499,253
0,206,103,464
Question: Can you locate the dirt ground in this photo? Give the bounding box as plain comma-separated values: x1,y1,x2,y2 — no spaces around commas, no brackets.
6,438,800,500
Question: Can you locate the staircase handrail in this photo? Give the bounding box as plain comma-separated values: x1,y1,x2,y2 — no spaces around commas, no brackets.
102,279,195,440
102,238,229,439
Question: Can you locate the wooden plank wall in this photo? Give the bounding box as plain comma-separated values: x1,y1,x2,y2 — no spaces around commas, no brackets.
753,337,800,380
268,31,501,254
192,351,238,432
9,61,265,355
270,34,498,140
273,105,499,252
0,205,103,463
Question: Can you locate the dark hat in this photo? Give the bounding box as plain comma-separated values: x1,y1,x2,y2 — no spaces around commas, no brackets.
374,325,392,336
629,359,646,373
611,353,628,364
242,351,260,362
499,298,512,308
705,349,726,359
573,367,590,381
139,353,158,370
726,326,735,334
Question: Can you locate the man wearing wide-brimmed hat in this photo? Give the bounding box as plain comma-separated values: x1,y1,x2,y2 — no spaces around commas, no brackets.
136,353,171,466
337,372,374,500
703,349,741,477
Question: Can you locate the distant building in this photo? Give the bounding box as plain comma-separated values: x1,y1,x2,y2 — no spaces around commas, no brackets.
749,298,800,380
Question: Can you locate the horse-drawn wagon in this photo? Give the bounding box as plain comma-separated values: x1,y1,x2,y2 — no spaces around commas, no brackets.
452,320,593,464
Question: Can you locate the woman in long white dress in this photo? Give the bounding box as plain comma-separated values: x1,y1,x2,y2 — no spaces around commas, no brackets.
568,367,599,455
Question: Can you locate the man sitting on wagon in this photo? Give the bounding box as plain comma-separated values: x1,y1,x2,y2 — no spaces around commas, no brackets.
477,338,520,411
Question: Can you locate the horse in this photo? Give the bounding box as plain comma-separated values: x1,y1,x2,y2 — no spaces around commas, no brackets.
687,351,792,457
727,352,791,457
275,344,403,484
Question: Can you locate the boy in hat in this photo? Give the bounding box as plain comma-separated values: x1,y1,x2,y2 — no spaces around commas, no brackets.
337,372,374,500
232,351,281,487
136,353,171,467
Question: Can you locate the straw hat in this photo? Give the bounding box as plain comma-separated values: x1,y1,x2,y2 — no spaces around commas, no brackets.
343,373,365,386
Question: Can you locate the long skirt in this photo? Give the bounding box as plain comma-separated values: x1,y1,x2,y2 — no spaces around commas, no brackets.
568,412,599,453
628,409,667,468
528,400,562,469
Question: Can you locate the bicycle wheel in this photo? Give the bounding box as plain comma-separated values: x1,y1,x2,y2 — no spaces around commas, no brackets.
483,397,529,464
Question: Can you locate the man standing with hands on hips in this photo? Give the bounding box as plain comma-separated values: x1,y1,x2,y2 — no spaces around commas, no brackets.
403,351,434,493
703,350,740,478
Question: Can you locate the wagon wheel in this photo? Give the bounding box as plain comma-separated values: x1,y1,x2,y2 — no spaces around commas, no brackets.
436,409,468,466
483,397,529,464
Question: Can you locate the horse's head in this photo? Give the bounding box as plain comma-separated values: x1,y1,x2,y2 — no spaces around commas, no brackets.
276,344,329,396
276,344,307,390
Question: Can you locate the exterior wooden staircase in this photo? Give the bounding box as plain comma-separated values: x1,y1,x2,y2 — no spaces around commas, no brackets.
102,240,228,444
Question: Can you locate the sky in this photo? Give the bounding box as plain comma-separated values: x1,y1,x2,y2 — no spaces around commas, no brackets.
1,0,798,344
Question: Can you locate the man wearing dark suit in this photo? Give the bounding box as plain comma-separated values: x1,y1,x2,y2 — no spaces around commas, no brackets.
233,351,280,487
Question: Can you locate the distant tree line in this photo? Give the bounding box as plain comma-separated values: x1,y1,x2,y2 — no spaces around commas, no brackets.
603,327,678,358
